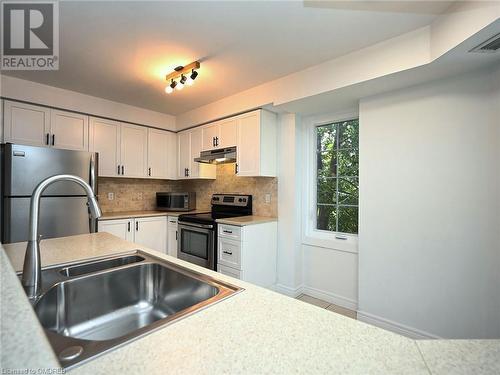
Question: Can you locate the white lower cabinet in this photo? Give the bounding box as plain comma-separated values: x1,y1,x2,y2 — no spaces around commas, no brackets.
167,216,178,257
217,221,277,288
98,216,167,253
97,218,134,242
134,217,167,253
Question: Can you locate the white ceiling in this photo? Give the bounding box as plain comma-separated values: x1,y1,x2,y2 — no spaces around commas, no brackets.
2,1,450,115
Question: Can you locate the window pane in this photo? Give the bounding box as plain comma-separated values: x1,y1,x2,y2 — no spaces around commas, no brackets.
315,118,359,235
338,177,358,205
317,177,337,205
337,149,358,176
316,205,337,231
337,206,358,234
316,124,337,152
317,151,337,178
339,119,359,149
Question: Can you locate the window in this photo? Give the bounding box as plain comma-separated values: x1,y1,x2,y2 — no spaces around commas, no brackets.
316,119,359,234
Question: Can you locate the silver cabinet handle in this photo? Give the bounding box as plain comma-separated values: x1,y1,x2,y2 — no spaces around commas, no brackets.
127,221,131,232
148,167,151,176
121,165,124,175
223,250,233,255
223,230,233,234
335,235,348,240
117,165,120,175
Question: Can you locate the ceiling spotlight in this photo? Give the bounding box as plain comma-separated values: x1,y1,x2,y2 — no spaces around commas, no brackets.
186,69,198,86
165,79,176,94
164,61,200,94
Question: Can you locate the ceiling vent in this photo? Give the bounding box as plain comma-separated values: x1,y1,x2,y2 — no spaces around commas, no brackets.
470,33,500,53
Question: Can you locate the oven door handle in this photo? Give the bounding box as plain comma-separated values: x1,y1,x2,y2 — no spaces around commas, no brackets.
178,221,214,229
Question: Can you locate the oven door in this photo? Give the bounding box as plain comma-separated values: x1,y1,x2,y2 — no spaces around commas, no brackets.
177,221,215,270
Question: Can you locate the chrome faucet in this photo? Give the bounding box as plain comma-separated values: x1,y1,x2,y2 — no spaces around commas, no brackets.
21,174,102,299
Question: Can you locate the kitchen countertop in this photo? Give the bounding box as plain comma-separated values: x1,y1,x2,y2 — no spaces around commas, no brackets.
99,210,208,220
216,215,277,226
1,233,499,374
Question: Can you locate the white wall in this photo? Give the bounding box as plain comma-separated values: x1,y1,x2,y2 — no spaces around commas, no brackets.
358,66,500,339
0,75,176,130
275,113,303,295
302,245,358,310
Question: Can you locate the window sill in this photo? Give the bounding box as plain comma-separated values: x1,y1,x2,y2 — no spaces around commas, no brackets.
302,232,358,254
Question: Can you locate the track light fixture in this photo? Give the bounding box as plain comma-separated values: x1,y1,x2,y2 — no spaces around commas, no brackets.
165,61,200,94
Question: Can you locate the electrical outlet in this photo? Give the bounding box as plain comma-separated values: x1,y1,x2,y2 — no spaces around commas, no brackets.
265,194,271,203
107,192,114,201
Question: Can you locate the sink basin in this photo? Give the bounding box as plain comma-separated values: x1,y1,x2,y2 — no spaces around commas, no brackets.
25,251,241,368
59,254,145,277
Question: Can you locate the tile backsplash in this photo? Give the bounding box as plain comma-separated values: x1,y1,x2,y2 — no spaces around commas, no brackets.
98,163,277,217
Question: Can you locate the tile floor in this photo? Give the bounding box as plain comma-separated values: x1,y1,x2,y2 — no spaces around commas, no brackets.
296,294,357,320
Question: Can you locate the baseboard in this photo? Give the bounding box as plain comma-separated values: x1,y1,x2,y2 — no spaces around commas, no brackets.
301,286,358,311
274,283,304,298
357,311,441,339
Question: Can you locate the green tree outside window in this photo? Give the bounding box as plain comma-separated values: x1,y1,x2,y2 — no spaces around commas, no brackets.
316,119,359,234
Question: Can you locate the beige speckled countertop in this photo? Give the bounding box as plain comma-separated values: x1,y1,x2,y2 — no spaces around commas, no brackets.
1,233,499,374
99,210,208,220
216,215,277,226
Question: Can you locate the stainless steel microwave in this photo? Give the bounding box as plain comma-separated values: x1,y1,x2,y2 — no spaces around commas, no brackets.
156,192,196,211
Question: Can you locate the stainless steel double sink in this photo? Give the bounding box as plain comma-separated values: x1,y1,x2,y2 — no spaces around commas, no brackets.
22,251,242,368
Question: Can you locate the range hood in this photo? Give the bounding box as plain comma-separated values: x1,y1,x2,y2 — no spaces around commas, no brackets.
194,146,237,164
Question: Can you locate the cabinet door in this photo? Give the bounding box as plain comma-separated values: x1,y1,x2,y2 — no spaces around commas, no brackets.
166,131,177,179
167,217,178,257
3,101,50,147
89,117,121,177
217,264,241,279
120,123,148,178
201,123,219,151
178,131,191,178
134,216,167,253
98,219,134,241
219,118,237,148
236,112,260,176
50,110,89,151
189,128,203,178
147,128,170,179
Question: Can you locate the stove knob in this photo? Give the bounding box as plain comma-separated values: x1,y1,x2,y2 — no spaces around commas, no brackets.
238,198,243,202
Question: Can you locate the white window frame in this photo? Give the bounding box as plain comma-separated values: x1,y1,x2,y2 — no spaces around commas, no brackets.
301,109,359,254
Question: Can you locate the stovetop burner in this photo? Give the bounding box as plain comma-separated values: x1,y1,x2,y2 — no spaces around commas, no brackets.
179,194,252,224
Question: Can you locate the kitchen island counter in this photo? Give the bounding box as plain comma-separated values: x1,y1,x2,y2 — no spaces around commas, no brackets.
2,233,498,374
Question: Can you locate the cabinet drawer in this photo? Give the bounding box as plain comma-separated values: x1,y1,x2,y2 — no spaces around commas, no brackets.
217,264,241,279
218,224,241,240
217,237,241,270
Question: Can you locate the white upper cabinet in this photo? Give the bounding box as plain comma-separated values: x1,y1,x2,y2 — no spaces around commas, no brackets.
200,118,238,151
4,101,50,147
148,128,176,179
189,127,203,178
236,110,277,177
178,128,216,179
50,110,89,151
89,117,121,177
120,124,148,178
4,100,89,151
202,122,220,150
178,130,191,178
218,118,238,148
3,101,89,151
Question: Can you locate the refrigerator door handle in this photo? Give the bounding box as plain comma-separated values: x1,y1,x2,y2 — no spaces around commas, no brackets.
89,153,97,233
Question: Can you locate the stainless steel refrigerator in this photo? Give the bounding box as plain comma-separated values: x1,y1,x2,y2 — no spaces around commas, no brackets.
1,143,98,244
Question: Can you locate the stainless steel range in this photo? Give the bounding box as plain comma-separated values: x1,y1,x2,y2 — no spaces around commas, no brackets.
177,194,252,270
